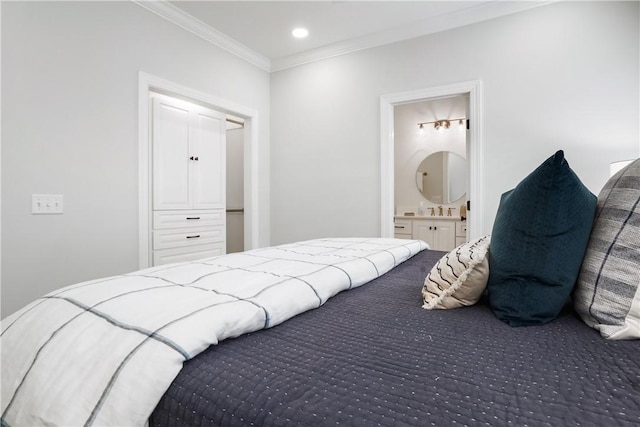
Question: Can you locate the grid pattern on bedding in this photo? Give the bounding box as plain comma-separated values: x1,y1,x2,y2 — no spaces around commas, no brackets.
151,250,640,427
1,238,426,427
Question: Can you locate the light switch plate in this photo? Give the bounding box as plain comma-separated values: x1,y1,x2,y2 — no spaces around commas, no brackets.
32,194,64,214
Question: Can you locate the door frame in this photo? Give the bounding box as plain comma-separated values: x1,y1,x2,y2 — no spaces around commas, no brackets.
138,71,260,268
380,80,483,240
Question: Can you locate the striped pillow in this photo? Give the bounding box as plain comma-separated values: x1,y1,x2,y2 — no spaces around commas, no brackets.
574,158,640,340
422,235,490,310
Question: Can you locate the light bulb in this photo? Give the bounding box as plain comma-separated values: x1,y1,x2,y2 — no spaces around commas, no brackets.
292,28,309,38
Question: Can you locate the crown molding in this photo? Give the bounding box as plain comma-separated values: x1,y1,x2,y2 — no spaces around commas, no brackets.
271,1,555,71
132,0,272,72
134,0,554,73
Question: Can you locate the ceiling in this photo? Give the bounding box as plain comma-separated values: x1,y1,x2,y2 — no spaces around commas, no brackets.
397,94,468,124
147,1,552,71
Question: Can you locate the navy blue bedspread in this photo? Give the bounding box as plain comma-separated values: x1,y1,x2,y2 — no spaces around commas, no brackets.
150,250,640,426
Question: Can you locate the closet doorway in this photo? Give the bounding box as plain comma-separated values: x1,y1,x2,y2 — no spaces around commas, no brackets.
226,116,245,253
149,93,227,265
380,80,483,241
138,72,260,269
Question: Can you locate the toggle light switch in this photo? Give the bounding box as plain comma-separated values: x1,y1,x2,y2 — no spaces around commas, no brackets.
32,194,64,214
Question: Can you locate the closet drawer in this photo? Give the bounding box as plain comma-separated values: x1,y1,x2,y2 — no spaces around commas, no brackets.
153,210,224,230
153,243,225,266
153,226,224,250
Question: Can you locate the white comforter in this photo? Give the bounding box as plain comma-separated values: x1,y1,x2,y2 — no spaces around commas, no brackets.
1,238,427,426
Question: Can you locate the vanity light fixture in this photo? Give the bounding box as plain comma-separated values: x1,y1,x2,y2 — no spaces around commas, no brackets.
418,117,466,132
435,120,450,132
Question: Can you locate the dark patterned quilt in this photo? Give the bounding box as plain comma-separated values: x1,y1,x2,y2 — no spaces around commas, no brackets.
151,250,640,426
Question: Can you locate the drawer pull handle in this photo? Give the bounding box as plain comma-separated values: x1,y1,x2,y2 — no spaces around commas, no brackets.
186,217,201,220
394,225,405,229
186,235,201,239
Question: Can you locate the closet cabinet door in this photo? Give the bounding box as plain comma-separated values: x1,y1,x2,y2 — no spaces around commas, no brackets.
152,98,191,210
152,97,226,211
191,109,225,209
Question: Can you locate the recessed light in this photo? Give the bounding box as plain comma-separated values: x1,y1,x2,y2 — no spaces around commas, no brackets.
291,28,309,38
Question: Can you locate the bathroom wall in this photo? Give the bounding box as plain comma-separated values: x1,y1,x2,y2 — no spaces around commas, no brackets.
394,96,468,218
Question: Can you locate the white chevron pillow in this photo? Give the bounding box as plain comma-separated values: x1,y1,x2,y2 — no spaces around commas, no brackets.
422,235,491,310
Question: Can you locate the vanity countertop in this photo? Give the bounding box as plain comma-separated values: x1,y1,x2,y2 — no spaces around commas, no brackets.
395,215,463,221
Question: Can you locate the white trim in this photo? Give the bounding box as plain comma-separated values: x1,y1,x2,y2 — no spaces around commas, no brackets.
380,80,483,240
132,0,551,73
0,1,3,299
273,3,552,71
132,0,271,72
138,71,260,269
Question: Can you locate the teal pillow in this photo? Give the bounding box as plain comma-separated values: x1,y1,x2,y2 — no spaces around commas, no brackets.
487,150,597,326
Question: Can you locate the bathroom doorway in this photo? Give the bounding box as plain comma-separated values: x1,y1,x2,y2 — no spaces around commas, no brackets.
380,80,483,241
393,95,469,219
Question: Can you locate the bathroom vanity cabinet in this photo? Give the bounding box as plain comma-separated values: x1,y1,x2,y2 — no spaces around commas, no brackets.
394,216,467,251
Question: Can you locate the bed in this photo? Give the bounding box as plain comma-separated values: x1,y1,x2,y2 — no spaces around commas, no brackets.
2,153,639,426
3,239,640,426
149,248,640,426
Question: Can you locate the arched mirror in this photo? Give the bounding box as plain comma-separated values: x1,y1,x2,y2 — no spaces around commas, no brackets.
416,151,466,204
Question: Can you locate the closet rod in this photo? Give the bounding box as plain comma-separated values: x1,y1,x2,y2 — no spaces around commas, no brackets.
226,118,244,127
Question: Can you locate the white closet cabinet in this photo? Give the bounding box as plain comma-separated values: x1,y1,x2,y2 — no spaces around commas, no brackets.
152,97,225,210
151,95,226,265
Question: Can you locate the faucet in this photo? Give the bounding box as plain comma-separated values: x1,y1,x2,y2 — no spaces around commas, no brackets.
428,207,435,216
438,206,443,216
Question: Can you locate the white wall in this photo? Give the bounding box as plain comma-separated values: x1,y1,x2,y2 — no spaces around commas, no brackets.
1,1,270,317
2,1,639,317
270,1,639,245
